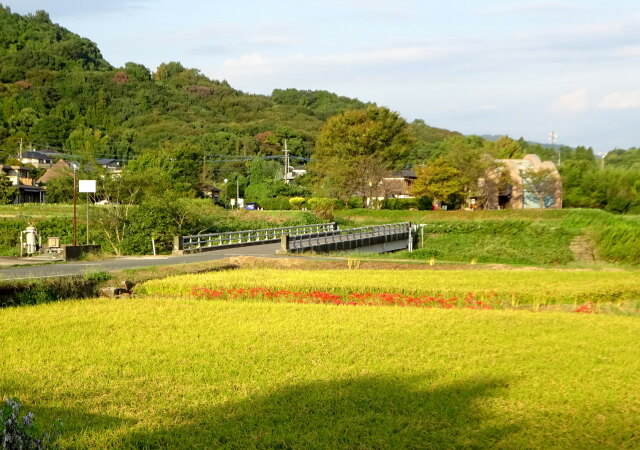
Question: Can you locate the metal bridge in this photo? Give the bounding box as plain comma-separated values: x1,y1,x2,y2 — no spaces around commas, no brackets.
174,222,413,255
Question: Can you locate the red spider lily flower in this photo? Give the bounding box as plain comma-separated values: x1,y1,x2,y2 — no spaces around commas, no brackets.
574,302,595,313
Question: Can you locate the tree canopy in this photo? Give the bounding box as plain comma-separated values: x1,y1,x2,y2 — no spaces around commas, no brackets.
311,106,413,204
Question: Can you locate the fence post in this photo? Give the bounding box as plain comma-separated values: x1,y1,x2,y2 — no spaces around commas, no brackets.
173,235,184,254
277,234,290,254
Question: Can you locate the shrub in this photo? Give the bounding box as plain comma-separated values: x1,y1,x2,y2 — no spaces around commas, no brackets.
84,271,112,282
1,397,63,449
259,197,292,210
289,197,306,210
307,198,335,221
0,277,99,308
382,197,432,210
0,220,27,256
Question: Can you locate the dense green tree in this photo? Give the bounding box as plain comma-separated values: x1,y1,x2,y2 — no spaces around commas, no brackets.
438,136,493,201
66,126,109,160
492,136,524,159
604,148,640,170
411,158,464,207
29,115,71,147
408,119,461,163
0,171,17,203
311,106,413,205
8,107,39,134
43,174,73,203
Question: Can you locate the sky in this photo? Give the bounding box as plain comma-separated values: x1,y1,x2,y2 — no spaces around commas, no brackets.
5,0,640,152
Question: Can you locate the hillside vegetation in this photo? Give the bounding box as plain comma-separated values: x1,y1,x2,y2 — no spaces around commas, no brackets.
335,208,640,265
1,5,639,245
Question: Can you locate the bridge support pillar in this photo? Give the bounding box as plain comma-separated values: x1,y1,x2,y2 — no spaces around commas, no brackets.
173,235,185,255
276,234,290,255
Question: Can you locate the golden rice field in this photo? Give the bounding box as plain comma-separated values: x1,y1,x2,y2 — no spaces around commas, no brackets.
137,268,640,310
2,266,640,448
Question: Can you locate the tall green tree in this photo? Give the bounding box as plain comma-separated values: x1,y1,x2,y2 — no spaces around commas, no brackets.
411,158,464,207
311,106,413,205
0,171,17,204
439,136,494,202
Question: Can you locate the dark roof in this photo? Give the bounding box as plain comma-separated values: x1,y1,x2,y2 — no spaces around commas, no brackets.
96,158,122,167
387,169,417,179
21,151,52,160
38,149,64,156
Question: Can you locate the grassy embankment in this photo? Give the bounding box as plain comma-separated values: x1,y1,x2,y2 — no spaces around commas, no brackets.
1,295,638,448
335,208,640,266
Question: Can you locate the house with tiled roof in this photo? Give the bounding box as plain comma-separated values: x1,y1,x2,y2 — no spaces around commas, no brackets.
19,150,54,168
0,165,45,203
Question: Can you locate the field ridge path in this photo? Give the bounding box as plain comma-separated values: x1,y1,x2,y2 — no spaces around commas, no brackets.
570,235,595,263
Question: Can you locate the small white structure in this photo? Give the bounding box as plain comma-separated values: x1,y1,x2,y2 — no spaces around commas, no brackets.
22,226,39,255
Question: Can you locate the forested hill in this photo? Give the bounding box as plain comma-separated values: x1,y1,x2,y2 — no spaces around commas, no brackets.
0,7,111,76
0,5,460,174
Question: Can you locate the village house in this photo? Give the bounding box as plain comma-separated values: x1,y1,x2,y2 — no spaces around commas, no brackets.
380,169,417,199
478,154,563,210
0,165,45,203
19,150,55,168
95,158,123,175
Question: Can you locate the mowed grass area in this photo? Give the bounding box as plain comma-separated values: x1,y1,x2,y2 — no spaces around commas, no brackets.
1,297,639,448
0,203,75,219
138,268,640,309
335,209,640,266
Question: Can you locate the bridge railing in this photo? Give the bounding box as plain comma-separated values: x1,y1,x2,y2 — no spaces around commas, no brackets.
175,222,337,253
287,222,410,251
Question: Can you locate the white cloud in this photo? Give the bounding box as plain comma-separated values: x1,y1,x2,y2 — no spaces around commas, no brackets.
612,45,640,58
598,91,640,110
550,89,589,113
486,1,586,14
7,0,151,17
222,45,460,77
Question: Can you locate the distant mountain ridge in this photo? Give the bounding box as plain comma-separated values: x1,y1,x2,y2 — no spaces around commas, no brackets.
480,135,568,151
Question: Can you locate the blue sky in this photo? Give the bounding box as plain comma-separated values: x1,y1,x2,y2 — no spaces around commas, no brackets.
5,0,640,151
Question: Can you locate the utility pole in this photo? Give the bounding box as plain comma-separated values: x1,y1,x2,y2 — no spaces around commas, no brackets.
549,130,559,165
73,166,77,246
19,138,23,160
283,139,290,184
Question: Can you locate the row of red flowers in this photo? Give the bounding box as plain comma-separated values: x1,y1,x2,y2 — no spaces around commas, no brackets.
189,286,597,313
191,286,493,309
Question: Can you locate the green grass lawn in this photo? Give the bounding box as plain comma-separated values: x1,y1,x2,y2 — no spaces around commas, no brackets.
0,203,75,219
1,298,639,448
334,209,640,266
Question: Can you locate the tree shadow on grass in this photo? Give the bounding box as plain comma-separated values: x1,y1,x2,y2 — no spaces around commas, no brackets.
122,374,517,448
1,379,134,444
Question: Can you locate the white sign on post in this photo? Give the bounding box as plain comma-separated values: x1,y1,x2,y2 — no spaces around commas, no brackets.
79,180,97,193
79,180,96,245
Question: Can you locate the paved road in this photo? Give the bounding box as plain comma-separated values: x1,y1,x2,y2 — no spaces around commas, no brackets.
0,243,280,281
